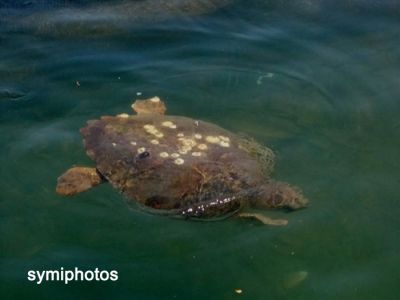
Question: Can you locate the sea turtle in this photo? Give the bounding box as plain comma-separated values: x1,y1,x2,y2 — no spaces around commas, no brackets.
56,96,308,225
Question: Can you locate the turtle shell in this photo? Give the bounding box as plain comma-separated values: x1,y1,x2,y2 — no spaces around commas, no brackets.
80,114,271,218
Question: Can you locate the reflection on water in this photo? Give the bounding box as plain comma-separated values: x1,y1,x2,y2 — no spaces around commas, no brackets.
1,0,232,36
1,1,400,299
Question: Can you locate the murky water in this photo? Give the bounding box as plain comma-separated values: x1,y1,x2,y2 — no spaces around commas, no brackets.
1,1,400,299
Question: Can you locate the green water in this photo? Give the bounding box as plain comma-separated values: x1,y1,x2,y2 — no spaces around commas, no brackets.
1,1,400,299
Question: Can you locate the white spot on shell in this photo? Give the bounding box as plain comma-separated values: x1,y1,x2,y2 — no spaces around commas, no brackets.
206,136,220,144
137,147,146,153
178,144,192,155
144,124,155,130
150,96,160,103
159,152,169,158
174,158,184,165
150,139,159,145
161,121,177,129
117,113,129,118
180,138,196,147
171,153,180,158
112,143,117,147
130,141,137,146
219,135,230,142
181,145,192,152
191,152,202,157
144,124,164,138
194,134,202,139
149,128,159,135
197,144,208,150
219,141,230,147
161,121,173,127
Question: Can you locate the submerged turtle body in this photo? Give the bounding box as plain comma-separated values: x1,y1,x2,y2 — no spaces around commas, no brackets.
57,97,308,223
83,114,264,218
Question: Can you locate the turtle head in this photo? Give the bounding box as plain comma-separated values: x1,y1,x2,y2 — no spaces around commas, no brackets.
254,181,308,210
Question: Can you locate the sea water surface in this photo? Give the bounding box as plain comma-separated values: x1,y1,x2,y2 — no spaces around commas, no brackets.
1,0,399,299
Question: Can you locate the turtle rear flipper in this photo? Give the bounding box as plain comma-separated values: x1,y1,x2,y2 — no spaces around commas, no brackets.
237,134,275,176
131,96,166,115
56,167,105,196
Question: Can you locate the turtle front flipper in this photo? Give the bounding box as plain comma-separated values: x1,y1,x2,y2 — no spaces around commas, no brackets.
252,181,308,210
131,96,167,115
56,167,105,196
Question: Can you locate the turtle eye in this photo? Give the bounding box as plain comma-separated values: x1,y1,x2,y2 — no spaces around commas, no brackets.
138,151,150,159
